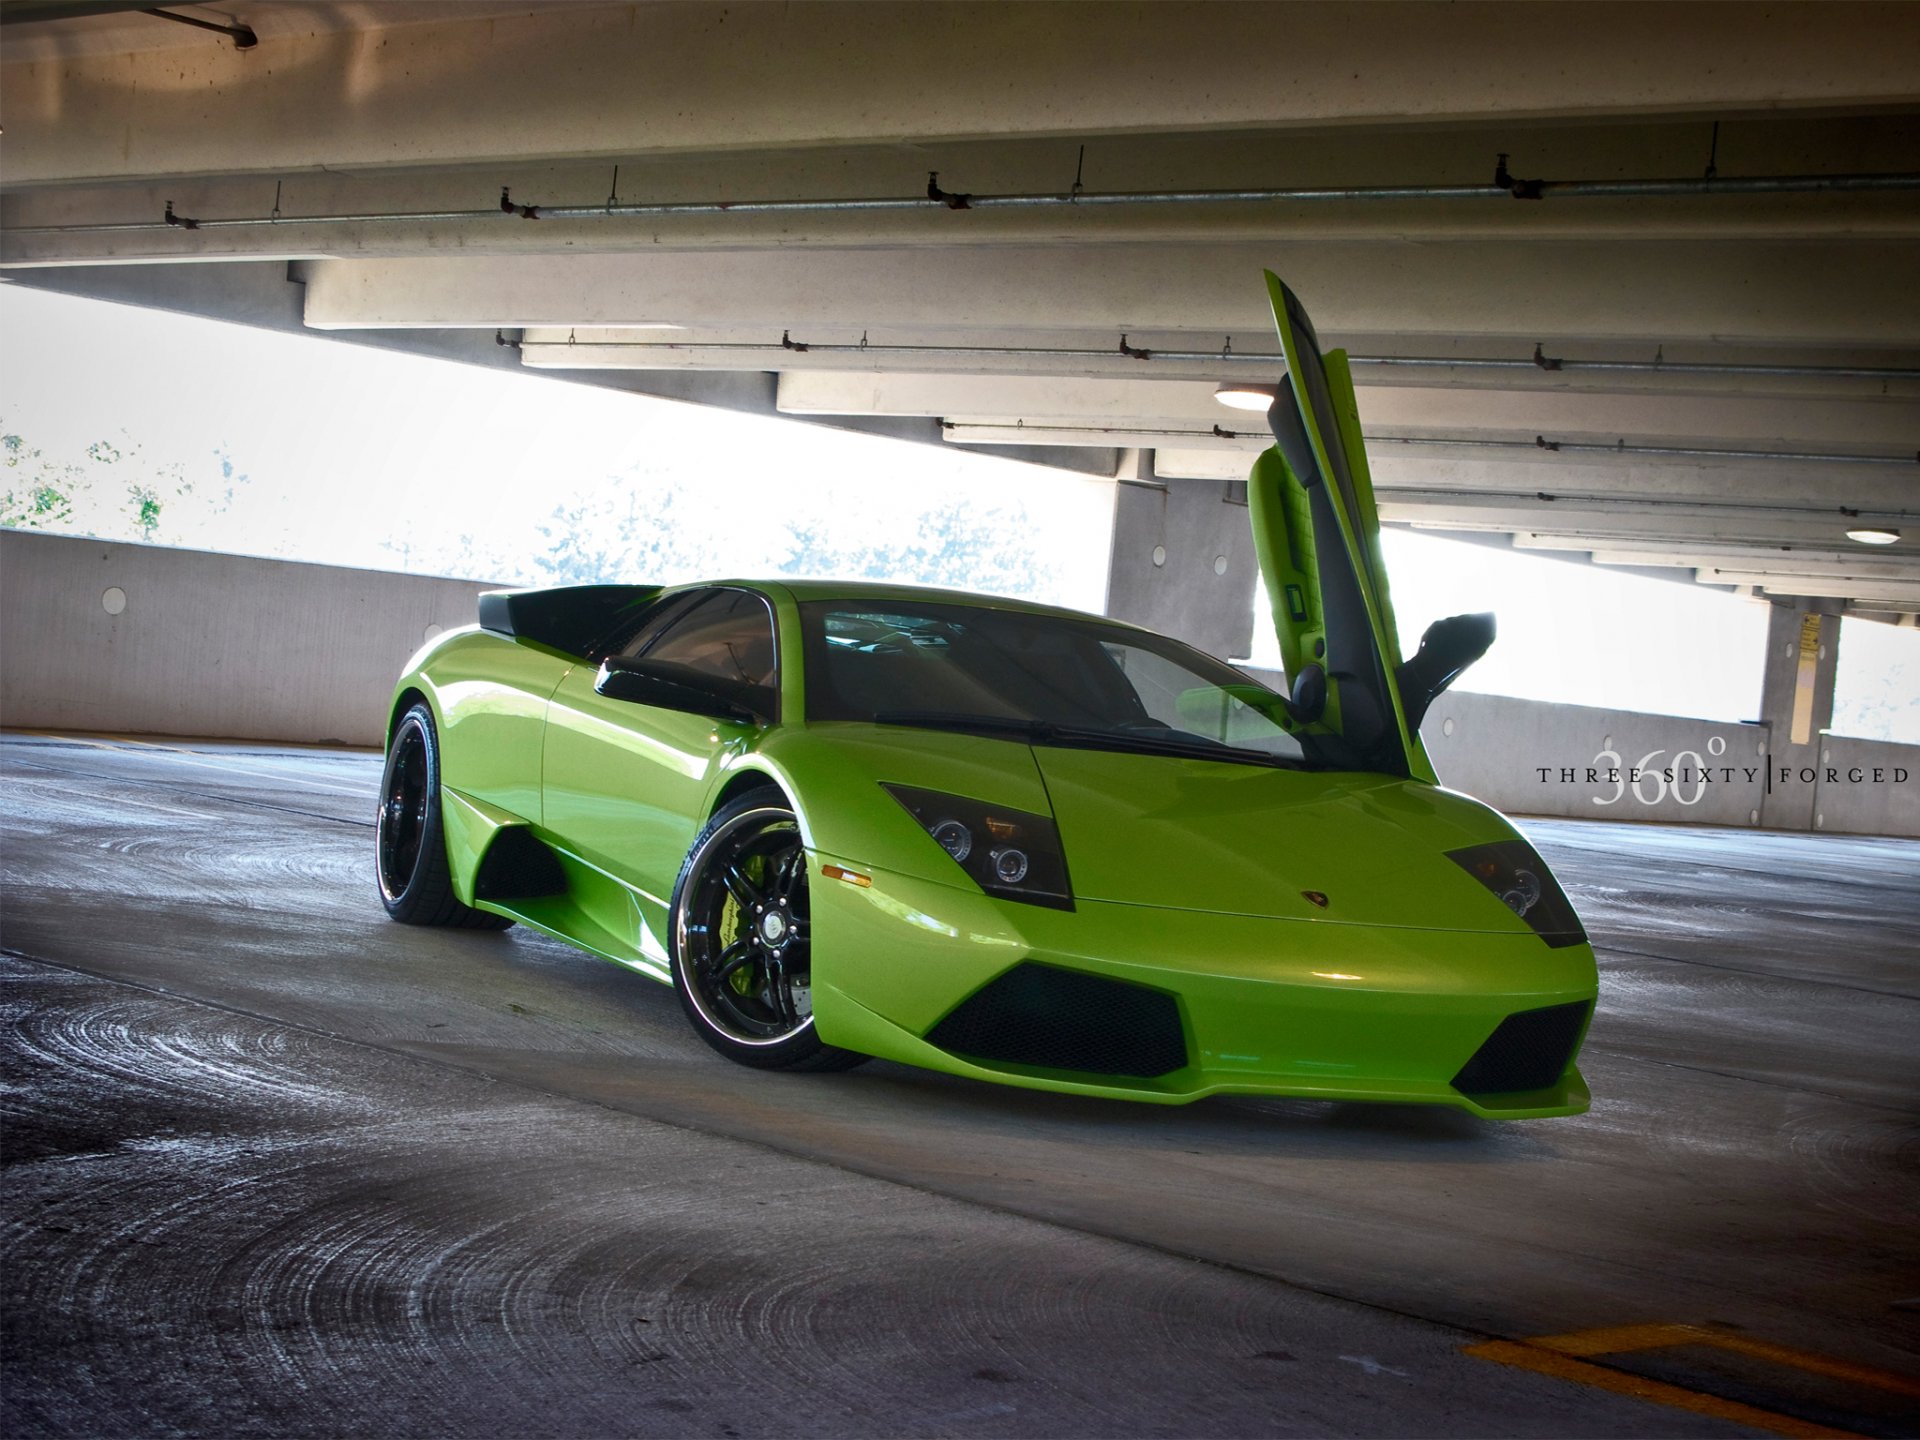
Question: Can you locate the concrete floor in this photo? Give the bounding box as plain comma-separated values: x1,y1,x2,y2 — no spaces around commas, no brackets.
2,730,1916,1437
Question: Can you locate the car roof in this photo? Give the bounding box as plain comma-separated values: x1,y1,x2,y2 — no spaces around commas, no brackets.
670,576,1153,635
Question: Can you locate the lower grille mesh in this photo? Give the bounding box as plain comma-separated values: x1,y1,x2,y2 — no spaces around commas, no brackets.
1451,1000,1592,1096
925,962,1188,1079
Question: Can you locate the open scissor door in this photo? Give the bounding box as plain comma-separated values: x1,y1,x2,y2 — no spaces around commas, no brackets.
1248,272,1454,783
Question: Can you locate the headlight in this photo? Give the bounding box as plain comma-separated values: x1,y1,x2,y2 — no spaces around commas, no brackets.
1446,840,1586,948
882,783,1074,911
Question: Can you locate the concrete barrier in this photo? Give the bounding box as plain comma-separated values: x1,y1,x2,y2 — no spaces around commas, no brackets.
1422,691,1770,827
5,529,1915,835
1243,668,1918,838
1,530,490,747
1811,734,1920,838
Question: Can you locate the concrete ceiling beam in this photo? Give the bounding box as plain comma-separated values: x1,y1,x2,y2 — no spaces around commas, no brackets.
1366,457,1920,515
1436,530,1919,606
9,2,1918,184
775,369,1920,450
1399,505,1908,550
12,184,1919,268
512,330,1920,405
1761,583,1920,609
295,243,1920,347
956,425,1918,507
947,422,1240,452
13,113,1920,265
1701,567,1920,592
21,197,1919,267
1575,546,1920,579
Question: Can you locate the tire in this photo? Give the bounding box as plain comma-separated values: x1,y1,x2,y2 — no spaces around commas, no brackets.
669,790,866,1072
375,702,513,930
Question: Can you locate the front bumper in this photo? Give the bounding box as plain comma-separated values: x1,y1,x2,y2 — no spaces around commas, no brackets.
808,852,1596,1118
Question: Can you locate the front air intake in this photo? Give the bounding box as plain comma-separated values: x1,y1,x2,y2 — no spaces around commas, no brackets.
1451,1001,1592,1097
925,962,1188,1078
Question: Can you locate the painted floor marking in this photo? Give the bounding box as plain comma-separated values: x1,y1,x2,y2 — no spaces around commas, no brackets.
1535,1324,1920,1397
1465,1322,1917,1439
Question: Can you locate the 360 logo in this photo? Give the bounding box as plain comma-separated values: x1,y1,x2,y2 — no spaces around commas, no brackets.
1538,740,1906,808
1537,736,1761,807
1590,736,1732,806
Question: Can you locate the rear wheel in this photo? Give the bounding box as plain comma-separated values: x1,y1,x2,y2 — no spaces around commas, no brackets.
669,791,865,1071
376,702,512,929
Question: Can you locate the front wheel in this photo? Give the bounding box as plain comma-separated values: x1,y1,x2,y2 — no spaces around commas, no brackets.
669,791,865,1072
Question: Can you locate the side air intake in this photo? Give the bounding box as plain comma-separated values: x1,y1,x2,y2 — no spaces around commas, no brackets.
925,962,1188,1079
1451,1000,1592,1097
474,828,568,901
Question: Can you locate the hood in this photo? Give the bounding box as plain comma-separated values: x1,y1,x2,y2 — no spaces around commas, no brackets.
1034,746,1526,930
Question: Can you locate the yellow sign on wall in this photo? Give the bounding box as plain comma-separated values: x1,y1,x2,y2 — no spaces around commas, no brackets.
1790,613,1822,747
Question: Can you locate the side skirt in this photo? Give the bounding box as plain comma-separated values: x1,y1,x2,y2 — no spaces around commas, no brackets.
442,788,673,984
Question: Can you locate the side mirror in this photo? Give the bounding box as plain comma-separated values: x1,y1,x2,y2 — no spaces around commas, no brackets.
1287,662,1327,725
594,658,762,726
1396,613,1494,731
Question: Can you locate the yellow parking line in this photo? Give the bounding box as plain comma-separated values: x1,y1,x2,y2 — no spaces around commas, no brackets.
1530,1323,1920,1397
1465,1339,1861,1439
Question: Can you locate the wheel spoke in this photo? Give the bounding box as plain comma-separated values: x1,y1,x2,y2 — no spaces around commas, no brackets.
722,862,764,911
712,940,757,983
762,957,795,1027
770,847,800,903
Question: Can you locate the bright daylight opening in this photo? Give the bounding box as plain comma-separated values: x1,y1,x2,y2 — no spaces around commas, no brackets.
1247,528,1774,725
1834,618,1920,745
0,287,1114,612
6,285,1912,745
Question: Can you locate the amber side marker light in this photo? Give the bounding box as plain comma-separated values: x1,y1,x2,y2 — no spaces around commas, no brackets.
821,864,872,888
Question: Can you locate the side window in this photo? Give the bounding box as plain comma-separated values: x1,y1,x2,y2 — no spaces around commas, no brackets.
609,593,701,663
638,590,779,712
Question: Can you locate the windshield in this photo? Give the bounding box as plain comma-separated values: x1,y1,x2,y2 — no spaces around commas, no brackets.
800,599,1370,771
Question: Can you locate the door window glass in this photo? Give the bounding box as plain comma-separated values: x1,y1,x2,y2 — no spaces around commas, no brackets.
636,589,778,713
609,593,700,662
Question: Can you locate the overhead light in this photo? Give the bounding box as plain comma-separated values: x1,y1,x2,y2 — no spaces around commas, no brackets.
1214,382,1278,412
1847,527,1902,545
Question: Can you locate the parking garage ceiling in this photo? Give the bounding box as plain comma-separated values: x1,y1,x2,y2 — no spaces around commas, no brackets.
3,0,1917,620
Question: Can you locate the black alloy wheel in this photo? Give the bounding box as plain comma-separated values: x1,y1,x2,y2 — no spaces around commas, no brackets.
375,702,512,929
669,791,865,1071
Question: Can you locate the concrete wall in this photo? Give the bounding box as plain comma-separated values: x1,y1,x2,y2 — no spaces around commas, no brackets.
1813,735,1920,839
0,530,491,747
1421,691,1771,827
5,529,1915,836
1241,669,1919,838
1422,693,1918,839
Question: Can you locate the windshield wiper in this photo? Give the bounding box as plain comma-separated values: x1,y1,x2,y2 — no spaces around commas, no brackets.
1043,721,1285,767
870,710,1286,767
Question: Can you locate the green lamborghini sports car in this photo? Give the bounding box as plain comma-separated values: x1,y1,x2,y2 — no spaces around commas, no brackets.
377,277,1597,1118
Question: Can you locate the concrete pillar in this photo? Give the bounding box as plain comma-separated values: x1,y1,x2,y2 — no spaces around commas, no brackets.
1103,450,1258,662
1757,597,1843,831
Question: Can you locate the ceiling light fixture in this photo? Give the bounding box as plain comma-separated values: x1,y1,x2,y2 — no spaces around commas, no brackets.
1213,382,1278,412
1846,527,1902,545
